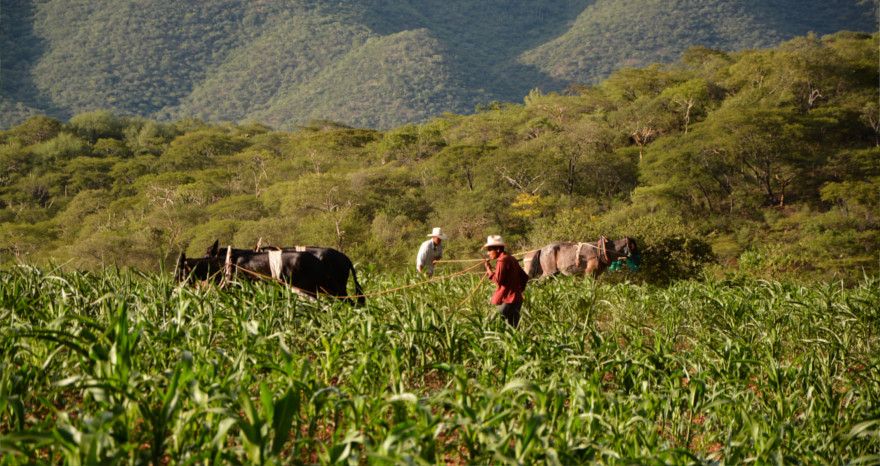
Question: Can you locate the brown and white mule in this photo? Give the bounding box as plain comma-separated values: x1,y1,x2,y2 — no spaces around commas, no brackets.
523,236,638,279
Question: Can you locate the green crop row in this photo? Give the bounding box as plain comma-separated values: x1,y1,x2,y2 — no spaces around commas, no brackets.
1,266,878,464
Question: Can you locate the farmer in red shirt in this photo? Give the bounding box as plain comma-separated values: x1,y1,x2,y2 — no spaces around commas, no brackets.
482,235,528,328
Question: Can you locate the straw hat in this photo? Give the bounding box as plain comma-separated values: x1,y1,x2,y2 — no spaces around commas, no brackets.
426,227,447,239
482,235,506,249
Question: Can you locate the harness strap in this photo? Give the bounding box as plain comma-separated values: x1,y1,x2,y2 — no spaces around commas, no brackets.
575,242,586,268
224,246,233,283
268,250,283,279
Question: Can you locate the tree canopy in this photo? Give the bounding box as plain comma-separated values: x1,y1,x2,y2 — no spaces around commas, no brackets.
1,32,877,283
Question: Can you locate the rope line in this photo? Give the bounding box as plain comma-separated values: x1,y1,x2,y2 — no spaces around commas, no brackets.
433,258,487,263
434,248,540,264
226,263,320,299
222,260,486,301
455,276,489,308
433,242,610,265
345,262,485,300
204,238,618,301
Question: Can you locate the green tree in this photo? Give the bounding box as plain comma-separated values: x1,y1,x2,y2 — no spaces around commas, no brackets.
0,221,58,263
2,115,62,145
93,138,132,157
0,142,31,189
656,104,816,210
124,120,176,156
265,173,362,251
184,219,240,257
53,189,113,240
541,116,635,200
426,144,491,192
160,129,249,170
65,156,118,193
110,156,158,196
68,110,127,143
206,194,267,221
30,132,90,163
658,78,712,133
820,147,880,221
350,167,432,222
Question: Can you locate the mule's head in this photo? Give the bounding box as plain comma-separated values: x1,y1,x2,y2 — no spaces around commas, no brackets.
176,254,222,284
613,236,640,269
607,236,638,259
621,237,638,257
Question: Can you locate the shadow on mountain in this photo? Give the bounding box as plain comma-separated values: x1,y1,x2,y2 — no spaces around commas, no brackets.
0,0,67,121
355,0,592,101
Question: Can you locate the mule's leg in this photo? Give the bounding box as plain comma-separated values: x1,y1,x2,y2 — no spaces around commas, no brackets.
585,258,600,279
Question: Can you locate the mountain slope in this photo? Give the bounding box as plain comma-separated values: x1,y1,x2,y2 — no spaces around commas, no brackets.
0,0,875,129
251,29,482,128
158,6,376,123
520,0,876,83
28,1,262,116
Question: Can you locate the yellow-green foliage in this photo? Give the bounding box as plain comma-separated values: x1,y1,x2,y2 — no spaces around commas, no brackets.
0,33,877,281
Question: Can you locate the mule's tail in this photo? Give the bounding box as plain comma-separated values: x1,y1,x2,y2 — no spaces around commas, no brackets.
524,249,542,278
350,263,366,306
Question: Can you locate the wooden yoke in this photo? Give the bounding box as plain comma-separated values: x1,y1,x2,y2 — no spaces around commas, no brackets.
223,246,233,285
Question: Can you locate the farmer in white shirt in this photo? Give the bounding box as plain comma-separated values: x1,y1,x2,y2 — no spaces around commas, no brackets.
416,227,446,277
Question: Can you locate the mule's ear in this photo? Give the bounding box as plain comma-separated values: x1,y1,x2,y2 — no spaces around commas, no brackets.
207,240,219,257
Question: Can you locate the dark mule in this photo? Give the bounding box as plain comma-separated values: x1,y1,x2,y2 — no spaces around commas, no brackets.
191,240,365,305
175,248,333,300
257,245,365,306
523,236,638,279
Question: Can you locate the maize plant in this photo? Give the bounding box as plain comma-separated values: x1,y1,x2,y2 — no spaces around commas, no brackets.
0,266,878,464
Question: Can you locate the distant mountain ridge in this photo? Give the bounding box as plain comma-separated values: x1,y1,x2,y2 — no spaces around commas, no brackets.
1,0,875,129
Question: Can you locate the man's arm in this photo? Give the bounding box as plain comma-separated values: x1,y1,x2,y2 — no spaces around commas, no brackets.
487,255,512,284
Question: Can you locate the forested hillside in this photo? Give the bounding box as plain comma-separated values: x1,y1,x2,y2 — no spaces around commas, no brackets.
1,32,877,282
1,0,875,129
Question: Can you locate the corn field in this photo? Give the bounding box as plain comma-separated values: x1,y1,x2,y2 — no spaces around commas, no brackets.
1,265,878,464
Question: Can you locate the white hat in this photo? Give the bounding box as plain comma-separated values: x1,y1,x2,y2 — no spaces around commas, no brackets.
482,235,506,249
427,227,447,239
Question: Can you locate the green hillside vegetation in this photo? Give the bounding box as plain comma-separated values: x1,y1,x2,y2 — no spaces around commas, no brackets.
520,0,876,84
160,6,378,124
1,0,874,129
249,29,480,129
1,32,877,283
